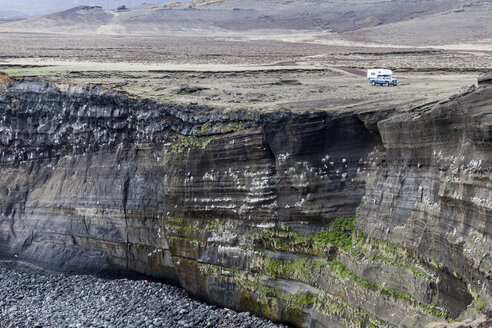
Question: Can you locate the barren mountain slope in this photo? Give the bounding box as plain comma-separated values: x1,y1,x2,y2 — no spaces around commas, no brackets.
1,0,490,46
343,2,492,46
0,0,170,18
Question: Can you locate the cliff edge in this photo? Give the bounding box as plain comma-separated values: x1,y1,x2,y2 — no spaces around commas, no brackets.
0,75,490,327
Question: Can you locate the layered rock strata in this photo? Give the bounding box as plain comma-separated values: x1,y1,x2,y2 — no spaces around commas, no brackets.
0,78,490,327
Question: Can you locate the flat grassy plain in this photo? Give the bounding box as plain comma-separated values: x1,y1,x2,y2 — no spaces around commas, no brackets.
0,33,489,112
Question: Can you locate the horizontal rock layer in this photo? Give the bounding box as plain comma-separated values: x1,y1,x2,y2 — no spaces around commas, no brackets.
0,78,490,327
357,84,492,317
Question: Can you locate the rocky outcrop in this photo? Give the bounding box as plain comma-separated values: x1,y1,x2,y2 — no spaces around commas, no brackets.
0,77,490,327
479,71,492,86
357,84,492,317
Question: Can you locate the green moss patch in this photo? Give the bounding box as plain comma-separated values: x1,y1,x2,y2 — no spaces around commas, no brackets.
171,136,215,153
313,231,352,251
330,216,355,231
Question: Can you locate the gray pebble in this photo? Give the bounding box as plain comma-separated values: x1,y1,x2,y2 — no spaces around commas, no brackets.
0,264,287,328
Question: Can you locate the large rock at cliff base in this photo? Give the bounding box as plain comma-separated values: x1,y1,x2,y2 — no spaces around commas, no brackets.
0,75,490,327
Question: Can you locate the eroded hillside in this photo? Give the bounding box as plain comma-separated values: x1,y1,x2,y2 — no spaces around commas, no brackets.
0,0,489,45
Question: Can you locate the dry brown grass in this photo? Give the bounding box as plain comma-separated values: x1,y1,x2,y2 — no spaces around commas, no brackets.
0,72,12,84
0,32,488,112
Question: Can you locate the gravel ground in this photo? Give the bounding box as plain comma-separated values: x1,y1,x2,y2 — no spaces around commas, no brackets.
0,263,288,328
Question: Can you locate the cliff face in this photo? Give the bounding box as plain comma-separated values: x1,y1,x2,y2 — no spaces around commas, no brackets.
358,85,492,316
0,78,490,327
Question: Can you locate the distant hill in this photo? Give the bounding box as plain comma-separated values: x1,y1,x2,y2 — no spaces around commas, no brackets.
0,0,173,17
0,0,490,46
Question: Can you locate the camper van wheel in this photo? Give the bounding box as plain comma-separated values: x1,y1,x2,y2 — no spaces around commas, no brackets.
371,81,376,86
385,82,390,86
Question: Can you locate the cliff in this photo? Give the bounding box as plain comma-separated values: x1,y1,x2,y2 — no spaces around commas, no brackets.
0,77,490,327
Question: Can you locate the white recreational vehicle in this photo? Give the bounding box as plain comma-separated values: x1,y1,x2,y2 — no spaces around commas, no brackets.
367,69,398,86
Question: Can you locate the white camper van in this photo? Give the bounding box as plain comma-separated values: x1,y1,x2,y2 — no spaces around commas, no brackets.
367,69,398,86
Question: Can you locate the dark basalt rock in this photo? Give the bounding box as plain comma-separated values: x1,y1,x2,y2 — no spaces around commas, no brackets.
0,75,490,327
357,80,492,318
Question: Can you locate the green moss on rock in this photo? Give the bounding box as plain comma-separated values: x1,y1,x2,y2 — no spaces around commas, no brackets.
171,136,215,153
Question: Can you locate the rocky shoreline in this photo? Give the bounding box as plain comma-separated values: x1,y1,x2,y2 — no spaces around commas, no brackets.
0,262,288,328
